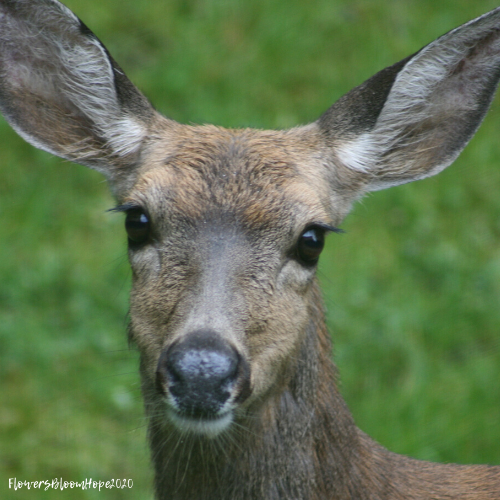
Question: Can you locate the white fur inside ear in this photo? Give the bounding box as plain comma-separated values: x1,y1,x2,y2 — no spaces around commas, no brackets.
1,3,148,161
48,0,80,24
61,39,147,157
107,116,147,157
336,45,461,177
335,133,379,173
335,9,500,188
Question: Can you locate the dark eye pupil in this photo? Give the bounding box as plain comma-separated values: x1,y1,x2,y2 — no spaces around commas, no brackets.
297,228,324,264
125,210,150,244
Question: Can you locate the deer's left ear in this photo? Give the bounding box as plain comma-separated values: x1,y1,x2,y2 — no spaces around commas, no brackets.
318,7,500,192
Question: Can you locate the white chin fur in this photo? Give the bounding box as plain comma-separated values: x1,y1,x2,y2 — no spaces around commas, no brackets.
167,410,233,438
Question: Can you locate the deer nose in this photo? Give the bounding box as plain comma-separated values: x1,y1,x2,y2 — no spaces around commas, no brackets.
157,331,241,417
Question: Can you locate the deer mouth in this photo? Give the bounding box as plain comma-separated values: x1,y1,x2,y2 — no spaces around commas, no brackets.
166,407,234,438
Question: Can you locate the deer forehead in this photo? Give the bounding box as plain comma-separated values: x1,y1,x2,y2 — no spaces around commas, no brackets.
125,124,335,233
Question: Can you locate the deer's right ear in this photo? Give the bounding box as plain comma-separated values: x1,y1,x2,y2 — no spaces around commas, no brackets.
0,0,160,182
318,7,500,193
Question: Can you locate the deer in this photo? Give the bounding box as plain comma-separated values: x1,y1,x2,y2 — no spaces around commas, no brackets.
1,0,500,498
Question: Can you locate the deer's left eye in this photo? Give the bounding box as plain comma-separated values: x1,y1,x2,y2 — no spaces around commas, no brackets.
296,227,325,265
125,209,150,244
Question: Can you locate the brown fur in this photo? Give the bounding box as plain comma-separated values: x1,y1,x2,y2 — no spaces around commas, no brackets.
1,2,500,499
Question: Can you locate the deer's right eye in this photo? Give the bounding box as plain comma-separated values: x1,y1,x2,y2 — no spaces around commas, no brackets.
125,209,150,244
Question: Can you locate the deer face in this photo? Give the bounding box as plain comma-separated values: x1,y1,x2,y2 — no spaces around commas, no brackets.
121,124,350,436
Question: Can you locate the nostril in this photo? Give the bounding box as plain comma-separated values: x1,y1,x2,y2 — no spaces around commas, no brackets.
164,353,184,385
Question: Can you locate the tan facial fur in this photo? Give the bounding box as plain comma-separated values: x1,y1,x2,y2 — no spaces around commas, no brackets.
123,123,347,420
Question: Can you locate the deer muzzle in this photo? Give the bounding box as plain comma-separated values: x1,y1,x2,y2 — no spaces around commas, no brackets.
156,329,251,437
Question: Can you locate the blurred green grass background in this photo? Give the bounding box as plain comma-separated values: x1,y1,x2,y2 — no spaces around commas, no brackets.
1,0,500,498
